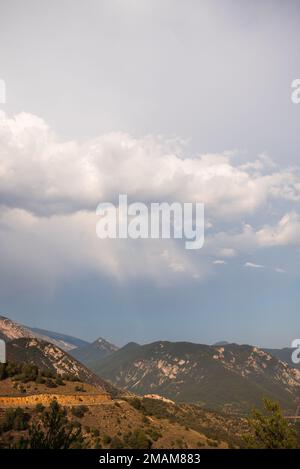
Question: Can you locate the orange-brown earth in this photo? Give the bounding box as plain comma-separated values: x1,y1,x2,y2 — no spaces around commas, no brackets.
0,378,244,449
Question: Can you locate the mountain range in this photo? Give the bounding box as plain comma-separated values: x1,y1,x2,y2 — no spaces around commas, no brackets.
90,341,300,413
0,314,299,414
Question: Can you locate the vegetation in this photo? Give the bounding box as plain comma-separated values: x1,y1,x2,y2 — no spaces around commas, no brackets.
71,405,89,418
127,397,244,448
35,403,45,413
145,427,162,441
102,433,112,445
75,385,86,392
0,362,83,389
18,400,84,449
123,429,152,449
244,399,298,449
45,378,58,388
107,436,121,448
0,408,30,432
0,362,57,384
1,360,298,450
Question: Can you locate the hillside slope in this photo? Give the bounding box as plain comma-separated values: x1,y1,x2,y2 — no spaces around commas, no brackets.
6,337,115,395
93,341,300,413
0,367,249,449
264,347,300,371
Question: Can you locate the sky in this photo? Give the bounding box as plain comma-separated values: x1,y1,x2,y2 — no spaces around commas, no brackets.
0,0,300,348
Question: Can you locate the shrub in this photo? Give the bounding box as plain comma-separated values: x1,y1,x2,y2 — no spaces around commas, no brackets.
0,362,59,385
130,398,142,411
94,438,102,449
55,377,64,386
207,439,218,447
1,408,30,432
75,385,85,392
23,400,84,449
124,429,152,449
71,405,88,418
35,375,45,384
102,434,112,445
110,436,123,449
244,399,298,449
46,378,57,388
146,427,161,441
35,403,45,413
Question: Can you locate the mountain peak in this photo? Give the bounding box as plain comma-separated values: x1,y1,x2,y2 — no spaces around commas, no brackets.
70,336,119,368
213,341,230,346
92,337,118,351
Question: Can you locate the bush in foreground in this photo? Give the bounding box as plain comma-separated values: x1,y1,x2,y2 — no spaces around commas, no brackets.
18,400,84,449
244,399,298,449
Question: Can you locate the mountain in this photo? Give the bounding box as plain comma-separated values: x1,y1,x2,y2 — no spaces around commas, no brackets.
30,327,89,350
0,315,86,352
213,341,230,346
0,315,36,342
92,341,300,413
70,337,119,368
6,337,115,394
264,347,300,370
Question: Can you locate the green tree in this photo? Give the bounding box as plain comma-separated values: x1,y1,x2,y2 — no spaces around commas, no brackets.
23,400,84,449
244,399,298,449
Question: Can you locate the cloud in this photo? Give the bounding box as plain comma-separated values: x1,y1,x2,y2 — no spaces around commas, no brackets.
0,206,209,295
274,267,286,274
1,113,300,219
256,213,300,247
244,262,264,269
216,248,237,258
206,214,300,255
1,112,300,289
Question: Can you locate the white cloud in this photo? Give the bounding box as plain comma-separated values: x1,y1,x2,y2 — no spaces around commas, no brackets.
1,112,300,288
1,113,300,218
256,212,300,247
216,248,237,258
244,262,264,269
274,267,286,273
0,207,209,292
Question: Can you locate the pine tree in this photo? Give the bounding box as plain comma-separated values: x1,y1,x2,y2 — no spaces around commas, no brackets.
244,398,298,449
21,400,84,449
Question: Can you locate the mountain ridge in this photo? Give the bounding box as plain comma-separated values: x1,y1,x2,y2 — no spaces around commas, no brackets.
0,315,85,352
92,340,300,413
70,337,119,367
